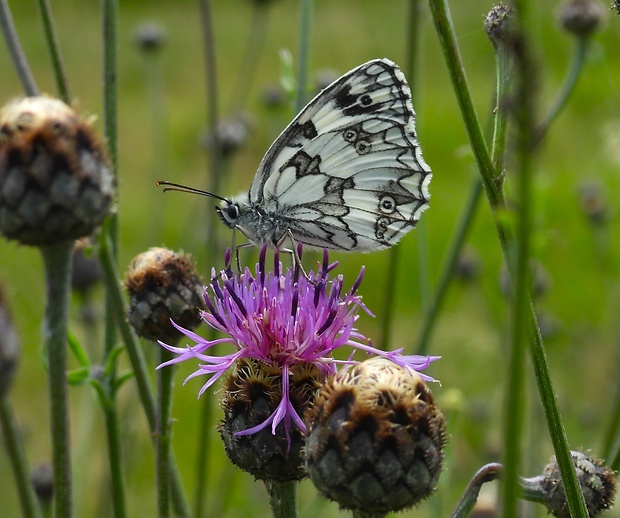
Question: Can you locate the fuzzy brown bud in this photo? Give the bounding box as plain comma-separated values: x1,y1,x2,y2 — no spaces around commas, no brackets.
124,247,204,343
0,97,114,246
219,358,321,481
305,357,446,513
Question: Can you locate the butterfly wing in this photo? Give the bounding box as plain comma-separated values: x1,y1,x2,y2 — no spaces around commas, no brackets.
249,58,432,251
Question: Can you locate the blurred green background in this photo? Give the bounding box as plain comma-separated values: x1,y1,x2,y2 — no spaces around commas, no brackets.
1,0,620,516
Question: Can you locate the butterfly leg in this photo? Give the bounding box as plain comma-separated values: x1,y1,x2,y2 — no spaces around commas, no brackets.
281,230,317,283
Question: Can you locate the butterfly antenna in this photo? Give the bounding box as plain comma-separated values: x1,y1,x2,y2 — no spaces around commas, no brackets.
156,180,229,203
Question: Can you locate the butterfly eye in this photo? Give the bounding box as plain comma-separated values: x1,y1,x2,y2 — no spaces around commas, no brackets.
226,203,240,220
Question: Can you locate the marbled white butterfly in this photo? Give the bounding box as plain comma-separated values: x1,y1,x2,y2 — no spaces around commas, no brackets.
159,58,432,252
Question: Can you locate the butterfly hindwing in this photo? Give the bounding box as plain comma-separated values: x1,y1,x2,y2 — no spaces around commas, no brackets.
241,58,432,251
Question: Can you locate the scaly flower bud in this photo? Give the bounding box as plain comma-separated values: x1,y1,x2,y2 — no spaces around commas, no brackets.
124,247,204,343
219,358,320,481
0,97,114,246
521,451,616,517
305,357,446,513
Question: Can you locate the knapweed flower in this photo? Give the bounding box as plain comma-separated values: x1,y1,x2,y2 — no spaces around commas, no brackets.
158,247,439,446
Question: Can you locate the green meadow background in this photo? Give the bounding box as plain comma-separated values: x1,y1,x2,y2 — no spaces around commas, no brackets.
1,0,620,516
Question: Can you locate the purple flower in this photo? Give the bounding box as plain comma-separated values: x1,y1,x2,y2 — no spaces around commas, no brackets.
158,246,439,441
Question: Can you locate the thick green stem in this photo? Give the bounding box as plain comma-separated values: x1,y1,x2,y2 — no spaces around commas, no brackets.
428,1,589,516
40,241,74,518
0,398,42,518
157,348,175,518
0,0,39,96
265,480,298,518
35,0,70,103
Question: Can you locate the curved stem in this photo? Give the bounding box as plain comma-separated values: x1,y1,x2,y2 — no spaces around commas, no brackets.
535,35,589,145
0,398,42,518
450,463,503,518
35,0,70,103
0,0,39,96
40,241,74,518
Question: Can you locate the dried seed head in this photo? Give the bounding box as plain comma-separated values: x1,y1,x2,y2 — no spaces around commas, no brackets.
540,451,616,517
0,97,115,246
124,247,204,343
559,0,606,36
305,357,446,513
219,358,322,481
0,285,19,397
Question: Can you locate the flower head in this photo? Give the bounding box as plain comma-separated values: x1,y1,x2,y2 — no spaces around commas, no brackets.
158,246,439,442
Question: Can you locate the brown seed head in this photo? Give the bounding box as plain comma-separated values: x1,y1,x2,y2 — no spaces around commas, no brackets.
0,97,115,246
305,357,446,513
124,247,204,343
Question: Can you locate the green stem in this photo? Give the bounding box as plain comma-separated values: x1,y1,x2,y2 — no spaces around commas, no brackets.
503,17,534,518
228,0,270,113
0,398,42,518
98,233,191,517
535,35,589,145
157,348,175,518
265,480,298,518
194,2,220,516
0,0,39,96
427,1,589,516
294,0,313,114
450,463,503,518
40,241,74,518
416,13,513,356
35,0,70,103
416,178,482,355
103,401,127,518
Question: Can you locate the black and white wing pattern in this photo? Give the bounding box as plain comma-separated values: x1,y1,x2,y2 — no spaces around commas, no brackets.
232,58,432,251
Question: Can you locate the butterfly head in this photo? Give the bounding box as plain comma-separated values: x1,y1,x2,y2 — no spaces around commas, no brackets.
216,199,240,229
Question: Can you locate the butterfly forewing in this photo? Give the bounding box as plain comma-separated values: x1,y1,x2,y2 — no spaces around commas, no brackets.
241,58,432,251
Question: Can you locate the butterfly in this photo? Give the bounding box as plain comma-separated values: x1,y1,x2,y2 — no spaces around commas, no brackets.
159,58,432,252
